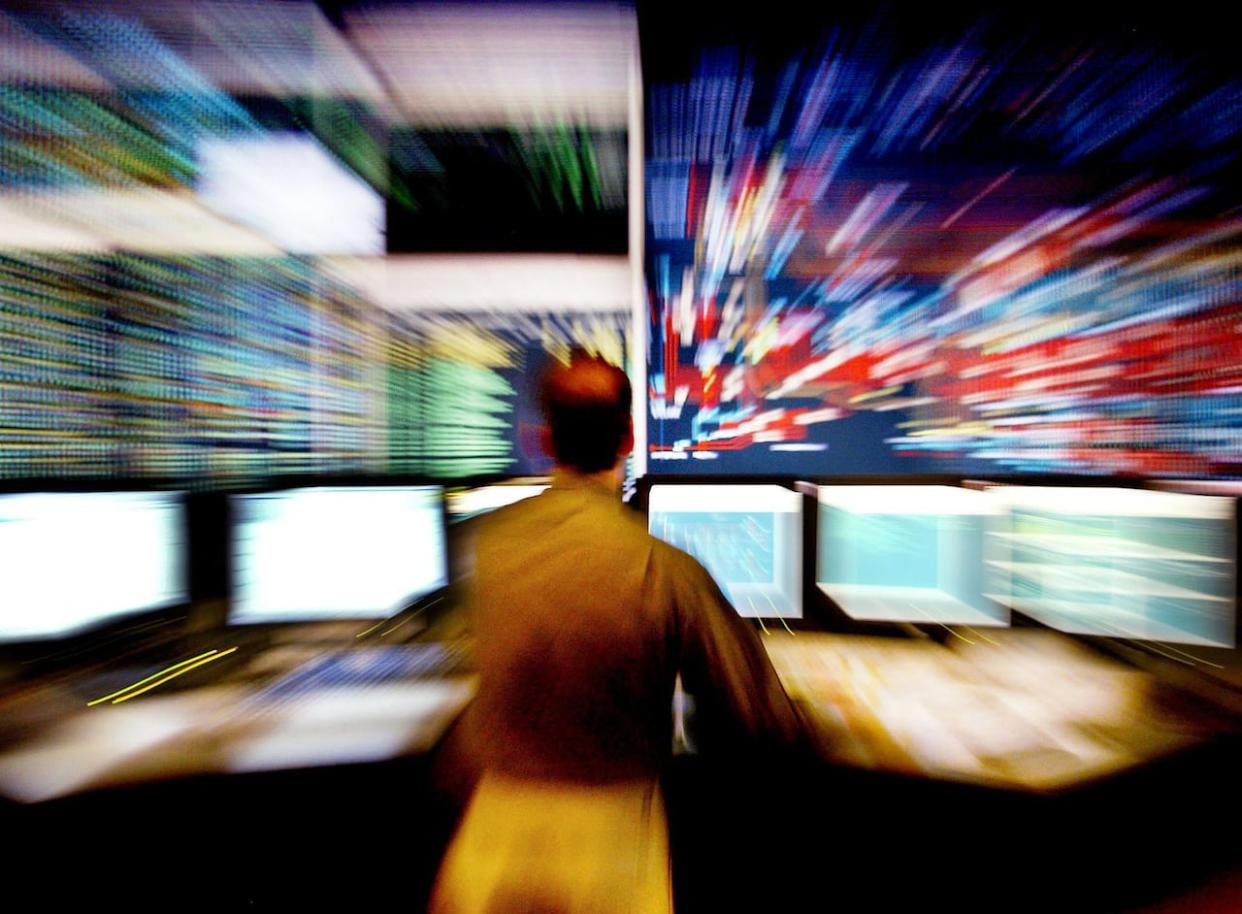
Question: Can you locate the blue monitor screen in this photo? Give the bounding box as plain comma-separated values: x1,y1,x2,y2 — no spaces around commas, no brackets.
987,487,1235,647
817,486,1006,626
648,484,802,618
653,511,776,584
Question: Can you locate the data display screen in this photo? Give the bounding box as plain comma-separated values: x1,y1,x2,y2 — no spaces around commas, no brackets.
649,484,802,618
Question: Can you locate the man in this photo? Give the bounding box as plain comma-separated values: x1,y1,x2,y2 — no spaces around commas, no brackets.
430,349,806,914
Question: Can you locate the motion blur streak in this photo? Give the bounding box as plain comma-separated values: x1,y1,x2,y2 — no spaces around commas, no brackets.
86,649,220,706
0,2,635,483
109,647,238,704
645,10,1242,477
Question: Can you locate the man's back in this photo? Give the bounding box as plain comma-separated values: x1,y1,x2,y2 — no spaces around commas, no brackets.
456,470,803,784
430,351,803,913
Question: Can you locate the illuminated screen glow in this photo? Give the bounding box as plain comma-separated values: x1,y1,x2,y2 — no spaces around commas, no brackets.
230,486,447,623
0,492,186,641
0,3,633,487
644,10,1242,478
446,484,549,523
986,487,1236,646
648,484,802,618
197,134,385,255
817,486,1006,626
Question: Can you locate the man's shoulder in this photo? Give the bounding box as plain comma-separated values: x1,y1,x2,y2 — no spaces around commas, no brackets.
613,503,703,561
474,490,709,573
477,490,654,542
642,527,714,582
577,500,685,558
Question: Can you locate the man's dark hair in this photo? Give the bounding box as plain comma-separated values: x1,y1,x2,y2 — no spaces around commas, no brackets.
538,349,632,473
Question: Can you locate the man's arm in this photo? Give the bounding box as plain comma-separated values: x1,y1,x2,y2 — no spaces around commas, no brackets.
666,549,808,757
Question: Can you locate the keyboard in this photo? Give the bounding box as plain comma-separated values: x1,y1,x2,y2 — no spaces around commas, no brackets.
246,643,470,711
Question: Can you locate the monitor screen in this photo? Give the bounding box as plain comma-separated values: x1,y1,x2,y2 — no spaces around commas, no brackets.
818,486,1005,626
648,484,802,618
986,487,1235,647
230,486,447,624
0,491,186,641
446,484,549,524
643,7,1242,479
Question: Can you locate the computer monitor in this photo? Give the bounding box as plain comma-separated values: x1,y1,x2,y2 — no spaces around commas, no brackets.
648,484,802,618
986,487,1235,647
446,482,549,524
0,491,187,641
817,485,1006,626
230,485,447,624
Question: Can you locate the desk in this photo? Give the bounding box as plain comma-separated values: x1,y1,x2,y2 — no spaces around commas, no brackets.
0,676,476,803
764,629,1216,792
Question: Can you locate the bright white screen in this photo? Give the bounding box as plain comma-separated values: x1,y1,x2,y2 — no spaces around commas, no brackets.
196,133,385,255
230,486,447,623
0,492,186,641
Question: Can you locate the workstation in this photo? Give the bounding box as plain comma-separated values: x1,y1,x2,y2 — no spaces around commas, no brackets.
2,0,1242,910
1,475,1239,909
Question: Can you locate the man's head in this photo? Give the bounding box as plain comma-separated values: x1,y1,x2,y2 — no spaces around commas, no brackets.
538,349,633,474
